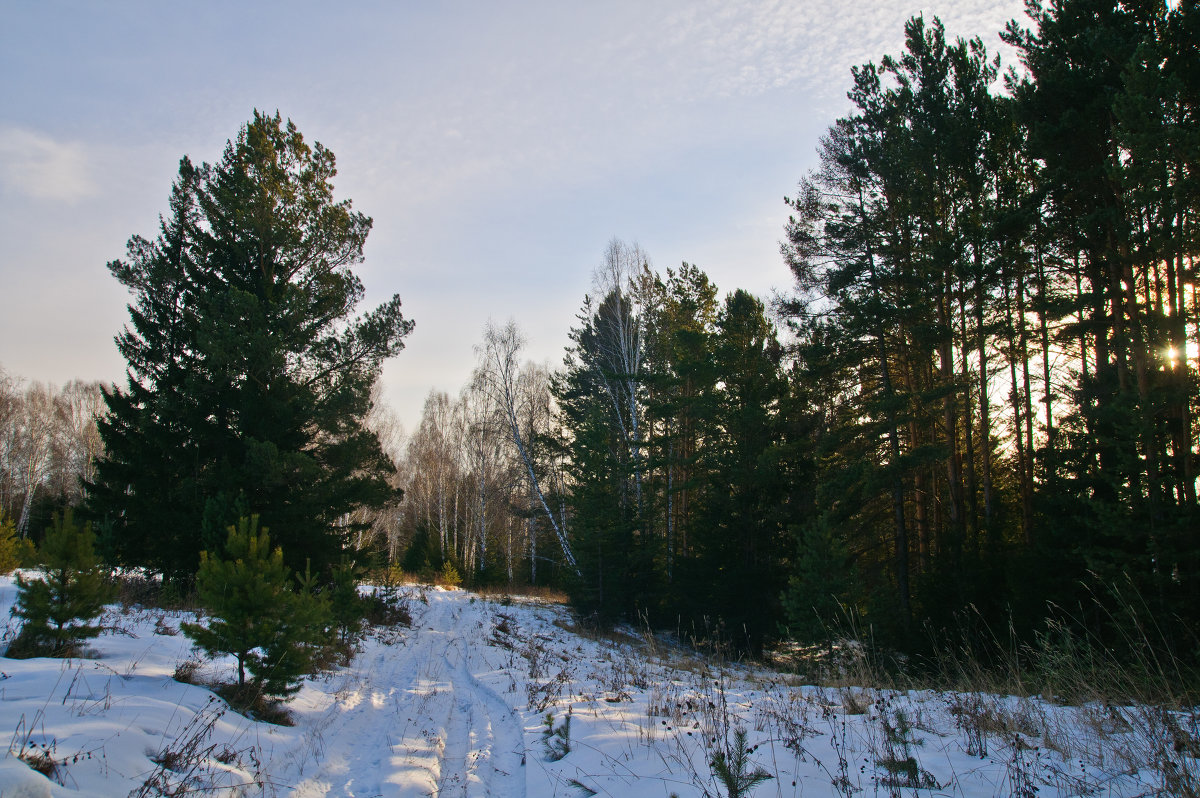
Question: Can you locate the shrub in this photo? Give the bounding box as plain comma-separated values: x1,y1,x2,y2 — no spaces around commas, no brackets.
361,582,412,628
0,511,23,574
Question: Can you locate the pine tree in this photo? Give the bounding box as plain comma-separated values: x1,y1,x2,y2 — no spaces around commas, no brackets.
1004,0,1199,634
87,112,413,583
0,511,22,574
183,516,329,698
782,515,852,651
259,559,332,699
555,287,657,624
9,510,115,657
643,263,719,588
684,290,789,651
328,557,365,650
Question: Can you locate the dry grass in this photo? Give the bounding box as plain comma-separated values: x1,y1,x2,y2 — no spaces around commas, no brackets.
18,743,60,782
213,682,295,726
474,583,571,604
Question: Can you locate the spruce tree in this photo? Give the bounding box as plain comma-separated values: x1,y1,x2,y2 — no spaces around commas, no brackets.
690,290,789,651
87,112,413,582
555,291,655,623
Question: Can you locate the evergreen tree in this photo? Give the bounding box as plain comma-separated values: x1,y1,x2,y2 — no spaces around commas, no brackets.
555,367,646,623
328,558,366,650
1004,0,1199,634
776,3,1199,658
782,515,853,651
183,516,329,698
87,112,413,582
9,510,115,657
260,559,332,698
0,511,22,574
684,290,789,651
555,282,660,622
400,522,443,578
782,16,1016,645
643,263,720,589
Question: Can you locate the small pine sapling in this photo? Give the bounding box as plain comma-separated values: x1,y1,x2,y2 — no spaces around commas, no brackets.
566,779,598,796
0,511,22,574
183,516,330,699
258,561,332,697
542,709,573,761
439,559,462,587
710,728,773,798
781,515,851,657
329,558,365,650
876,703,938,792
9,510,116,657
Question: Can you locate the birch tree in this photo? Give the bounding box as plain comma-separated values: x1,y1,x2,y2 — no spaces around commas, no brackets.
591,239,653,514
14,384,60,538
476,320,578,574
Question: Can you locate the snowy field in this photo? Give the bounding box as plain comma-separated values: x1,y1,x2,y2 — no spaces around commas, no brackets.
0,575,1194,797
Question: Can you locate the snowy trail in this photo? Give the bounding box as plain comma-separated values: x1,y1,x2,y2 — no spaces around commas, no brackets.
437,637,526,798
277,590,527,798
1,579,1180,798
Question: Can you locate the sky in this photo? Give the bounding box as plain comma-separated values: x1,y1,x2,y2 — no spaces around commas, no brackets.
0,0,1028,434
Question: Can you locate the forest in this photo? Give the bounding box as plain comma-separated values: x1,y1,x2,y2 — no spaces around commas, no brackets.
1,0,1197,670
390,0,1200,663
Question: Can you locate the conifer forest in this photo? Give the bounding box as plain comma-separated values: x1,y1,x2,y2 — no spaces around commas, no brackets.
393,0,1200,666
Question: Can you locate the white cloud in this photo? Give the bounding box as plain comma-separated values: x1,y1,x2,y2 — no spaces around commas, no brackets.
0,127,97,202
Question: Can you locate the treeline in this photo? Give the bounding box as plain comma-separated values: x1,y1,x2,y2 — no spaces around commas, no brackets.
393,0,1199,659
394,352,564,585
781,1,1199,653
0,370,104,539
395,251,796,652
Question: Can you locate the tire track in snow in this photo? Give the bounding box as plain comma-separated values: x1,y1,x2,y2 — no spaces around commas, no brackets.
435,636,526,798
277,593,442,796
277,590,526,797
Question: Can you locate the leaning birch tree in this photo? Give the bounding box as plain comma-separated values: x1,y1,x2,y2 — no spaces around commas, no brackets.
476,320,579,575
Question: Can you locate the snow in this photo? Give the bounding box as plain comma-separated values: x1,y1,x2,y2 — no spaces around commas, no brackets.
0,576,1193,797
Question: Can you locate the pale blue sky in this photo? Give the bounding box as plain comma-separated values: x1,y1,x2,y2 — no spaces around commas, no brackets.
0,0,1026,432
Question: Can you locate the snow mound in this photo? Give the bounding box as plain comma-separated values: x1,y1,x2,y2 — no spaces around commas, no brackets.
0,759,57,798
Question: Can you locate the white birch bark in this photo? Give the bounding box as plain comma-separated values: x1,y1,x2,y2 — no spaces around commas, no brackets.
476,320,580,575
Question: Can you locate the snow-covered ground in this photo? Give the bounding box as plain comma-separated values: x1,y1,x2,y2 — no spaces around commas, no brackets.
0,576,1194,797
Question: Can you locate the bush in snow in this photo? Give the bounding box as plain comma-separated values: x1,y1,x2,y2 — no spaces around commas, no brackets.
439,559,462,587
